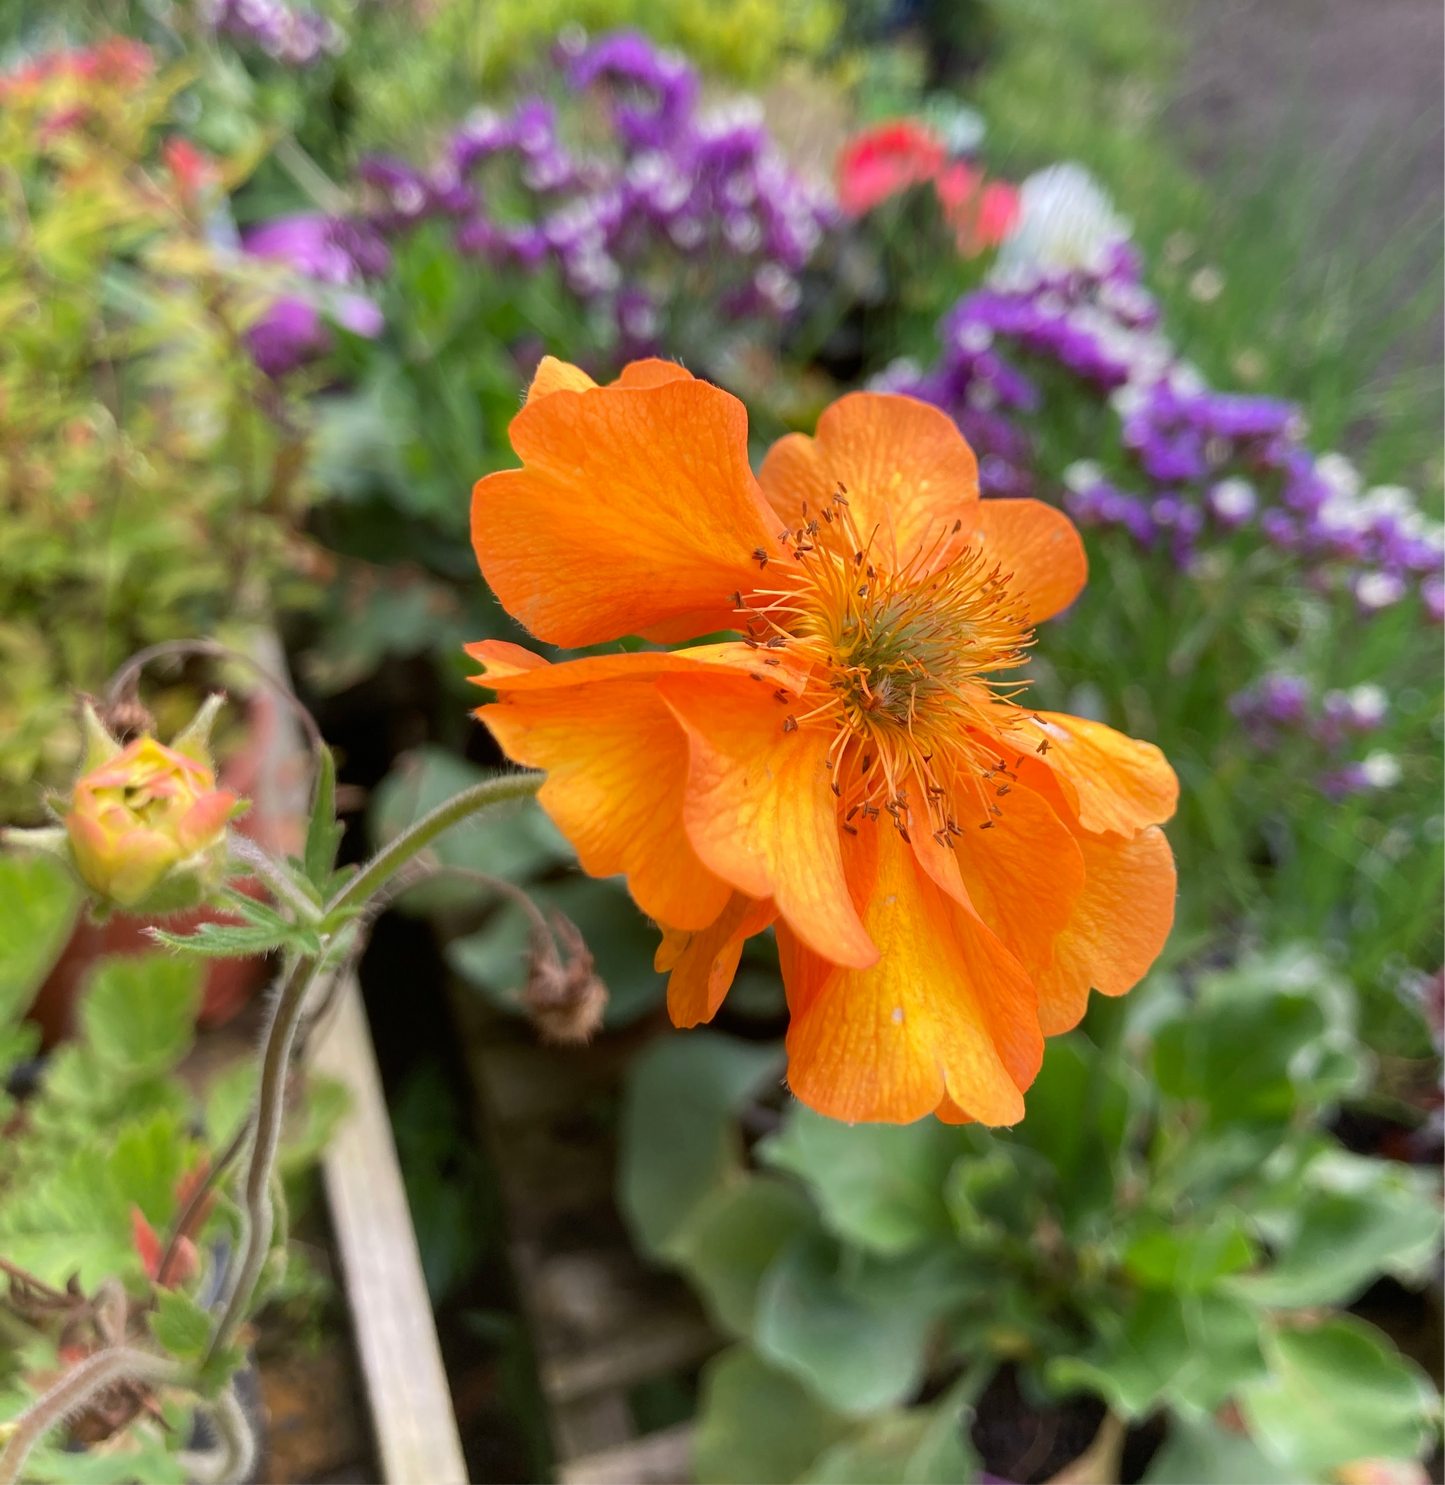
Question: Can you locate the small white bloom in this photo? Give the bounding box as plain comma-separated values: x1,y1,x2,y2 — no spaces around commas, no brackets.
1315,451,1362,499
1063,460,1105,493
1354,570,1407,609
1347,684,1389,726
1209,478,1257,523
1361,751,1401,789
956,322,994,355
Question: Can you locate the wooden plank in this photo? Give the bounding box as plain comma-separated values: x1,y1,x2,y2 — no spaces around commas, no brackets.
313,977,470,1485
559,1423,695,1485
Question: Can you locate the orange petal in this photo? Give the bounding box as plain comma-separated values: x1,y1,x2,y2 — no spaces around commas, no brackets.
970,499,1087,623
1025,712,1178,837
661,892,777,1028
612,358,695,389
473,376,785,647
657,672,878,970
758,392,978,575
952,782,1085,985
525,355,597,404
781,825,1040,1126
1034,824,1176,1035
463,639,551,681
478,659,731,931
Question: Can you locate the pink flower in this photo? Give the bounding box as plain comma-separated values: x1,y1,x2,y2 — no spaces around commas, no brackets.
836,120,947,217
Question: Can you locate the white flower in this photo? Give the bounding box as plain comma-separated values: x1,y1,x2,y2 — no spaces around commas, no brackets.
990,163,1131,282
1208,478,1257,523
1361,751,1401,789
1347,684,1389,726
1315,451,1362,500
1063,460,1105,493
1354,570,1408,609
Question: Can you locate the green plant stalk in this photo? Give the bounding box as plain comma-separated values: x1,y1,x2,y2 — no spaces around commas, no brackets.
0,1348,183,1485
324,770,544,920
208,768,545,1363
208,952,322,1364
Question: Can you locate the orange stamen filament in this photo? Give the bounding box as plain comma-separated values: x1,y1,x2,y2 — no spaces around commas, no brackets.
739,492,1035,835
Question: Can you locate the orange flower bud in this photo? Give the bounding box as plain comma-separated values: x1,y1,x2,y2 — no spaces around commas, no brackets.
55,696,246,912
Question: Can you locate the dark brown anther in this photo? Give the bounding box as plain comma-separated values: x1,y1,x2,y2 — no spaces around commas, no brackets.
750,672,764,681
996,784,1011,796
763,657,782,667
857,586,869,598
831,781,841,797
782,716,798,733
1036,738,1050,754
980,820,994,830
801,500,809,516
933,829,949,846
766,636,787,648
952,518,962,533
753,548,769,567
774,689,790,703
860,754,872,771
842,823,859,835
730,590,743,608
795,543,814,554
863,803,880,821
854,550,864,565
822,507,834,523
846,804,861,821
991,805,1002,816
897,826,913,844
1015,756,1024,768
947,819,962,836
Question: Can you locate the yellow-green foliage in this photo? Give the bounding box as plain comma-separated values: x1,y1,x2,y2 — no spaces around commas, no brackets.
0,43,312,820
350,0,840,152
974,0,1202,236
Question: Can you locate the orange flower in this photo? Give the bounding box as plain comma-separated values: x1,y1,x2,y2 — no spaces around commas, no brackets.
469,358,1177,1125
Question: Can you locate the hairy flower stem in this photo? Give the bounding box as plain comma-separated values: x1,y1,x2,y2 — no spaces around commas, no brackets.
207,953,322,1364
0,1348,182,1485
181,1381,256,1485
324,771,543,920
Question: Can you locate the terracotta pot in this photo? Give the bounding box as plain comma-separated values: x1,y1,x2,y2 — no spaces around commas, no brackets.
30,671,310,1045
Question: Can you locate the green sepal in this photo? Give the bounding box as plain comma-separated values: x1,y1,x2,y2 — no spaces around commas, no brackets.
79,698,124,773
303,747,345,889
169,692,227,766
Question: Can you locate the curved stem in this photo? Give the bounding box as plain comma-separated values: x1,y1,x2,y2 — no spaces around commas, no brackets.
324,772,543,921
207,954,323,1363
181,1380,256,1485
227,835,321,921
0,1347,182,1485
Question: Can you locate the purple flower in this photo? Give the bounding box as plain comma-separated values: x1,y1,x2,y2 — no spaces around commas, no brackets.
247,296,329,376
1422,575,1445,623
207,0,343,66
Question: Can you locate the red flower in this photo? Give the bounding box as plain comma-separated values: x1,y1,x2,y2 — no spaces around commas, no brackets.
936,163,1021,255
836,120,947,217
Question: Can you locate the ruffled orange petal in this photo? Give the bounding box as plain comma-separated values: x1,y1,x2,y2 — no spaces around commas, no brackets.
657,892,777,1027
475,652,732,931
1026,712,1178,837
473,369,786,648
657,672,878,970
781,826,1041,1126
463,638,550,681
970,499,1088,623
612,358,695,390
1034,824,1176,1035
525,355,598,404
758,392,978,575
952,782,1085,985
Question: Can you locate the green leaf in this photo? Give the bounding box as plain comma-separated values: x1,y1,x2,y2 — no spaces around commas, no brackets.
277,1073,351,1172
0,854,79,1023
109,1110,188,1228
790,1401,980,1485
149,1287,213,1361
693,1345,851,1485
150,920,311,958
0,1145,136,1288
1231,1156,1444,1308
1124,1211,1257,1292
1048,1289,1191,1419
754,1232,957,1415
80,953,200,1079
761,1104,964,1256
204,1060,257,1148
618,1032,783,1260
1011,1034,1134,1225
677,1175,818,1337
1238,1316,1441,1479
304,745,345,888
1142,1415,1294,1484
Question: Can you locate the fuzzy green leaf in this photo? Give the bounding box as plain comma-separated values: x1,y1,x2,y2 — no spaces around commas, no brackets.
81,954,199,1079
149,1287,213,1362
304,746,345,888
0,854,80,1023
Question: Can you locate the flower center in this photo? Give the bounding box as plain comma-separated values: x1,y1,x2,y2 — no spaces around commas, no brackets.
736,485,1035,839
